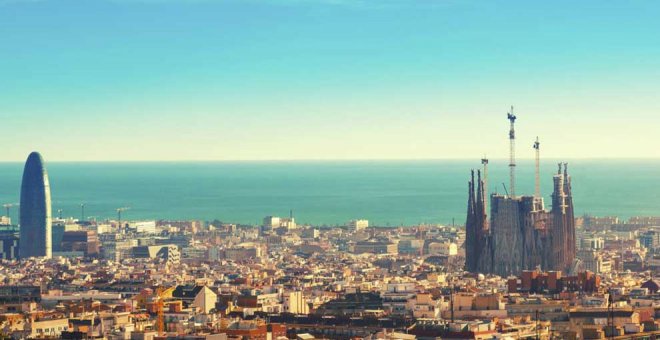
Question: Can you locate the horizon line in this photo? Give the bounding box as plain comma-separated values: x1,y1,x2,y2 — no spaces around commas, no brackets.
1,156,659,163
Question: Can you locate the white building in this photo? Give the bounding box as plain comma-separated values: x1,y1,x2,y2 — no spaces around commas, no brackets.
581,237,605,250
263,216,281,228
428,242,458,256
94,224,113,234
382,283,416,316
263,216,297,229
132,244,180,265
129,221,157,234
347,219,369,231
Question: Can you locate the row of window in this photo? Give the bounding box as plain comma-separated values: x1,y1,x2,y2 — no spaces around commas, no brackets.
36,326,66,333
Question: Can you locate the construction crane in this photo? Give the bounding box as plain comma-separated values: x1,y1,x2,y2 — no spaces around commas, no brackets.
2,203,18,218
116,207,130,233
153,286,175,335
156,287,166,335
533,137,541,198
481,157,489,212
507,106,517,198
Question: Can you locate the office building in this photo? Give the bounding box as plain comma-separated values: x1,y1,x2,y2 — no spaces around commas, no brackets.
19,152,52,258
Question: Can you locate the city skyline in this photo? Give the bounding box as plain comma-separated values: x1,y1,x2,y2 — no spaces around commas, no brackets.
0,2,659,338
1,0,659,161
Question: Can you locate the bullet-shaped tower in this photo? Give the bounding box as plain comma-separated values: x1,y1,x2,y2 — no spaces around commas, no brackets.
19,152,52,259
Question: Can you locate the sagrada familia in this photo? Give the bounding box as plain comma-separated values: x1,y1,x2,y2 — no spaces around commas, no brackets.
465,109,576,277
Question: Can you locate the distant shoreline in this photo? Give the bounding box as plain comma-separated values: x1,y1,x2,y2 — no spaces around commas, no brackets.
0,160,657,225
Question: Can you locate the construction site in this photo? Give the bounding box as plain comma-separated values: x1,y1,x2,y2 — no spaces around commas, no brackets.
465,107,577,277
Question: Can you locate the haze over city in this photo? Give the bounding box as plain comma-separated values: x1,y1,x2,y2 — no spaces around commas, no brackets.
3,1,660,340
1,0,659,161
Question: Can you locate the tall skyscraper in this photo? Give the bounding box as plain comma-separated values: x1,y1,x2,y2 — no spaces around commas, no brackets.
19,152,52,258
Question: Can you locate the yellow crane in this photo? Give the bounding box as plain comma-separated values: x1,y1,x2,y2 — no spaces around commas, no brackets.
156,288,164,335
154,286,174,336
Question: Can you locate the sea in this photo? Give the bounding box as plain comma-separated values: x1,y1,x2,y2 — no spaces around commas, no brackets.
0,159,657,226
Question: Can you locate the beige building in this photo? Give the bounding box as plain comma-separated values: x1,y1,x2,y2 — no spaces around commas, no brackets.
194,286,218,314
172,285,218,314
27,318,70,339
569,308,640,339
353,241,397,254
282,291,309,314
428,242,458,256
412,293,439,319
578,249,612,274
444,293,507,319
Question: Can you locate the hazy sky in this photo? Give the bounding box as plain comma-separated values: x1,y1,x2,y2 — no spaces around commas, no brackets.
1,0,658,161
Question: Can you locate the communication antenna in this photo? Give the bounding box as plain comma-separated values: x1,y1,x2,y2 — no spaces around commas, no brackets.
507,106,517,198
533,137,541,198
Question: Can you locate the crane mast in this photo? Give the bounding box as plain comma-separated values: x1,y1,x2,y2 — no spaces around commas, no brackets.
534,137,541,198
507,106,517,198
2,203,15,218
116,207,131,234
481,157,489,213
157,287,165,335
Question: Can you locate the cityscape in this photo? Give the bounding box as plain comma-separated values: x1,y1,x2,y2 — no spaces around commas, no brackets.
0,111,658,340
2,1,660,340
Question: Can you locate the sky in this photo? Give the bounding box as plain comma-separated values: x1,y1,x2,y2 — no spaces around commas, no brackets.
0,0,659,161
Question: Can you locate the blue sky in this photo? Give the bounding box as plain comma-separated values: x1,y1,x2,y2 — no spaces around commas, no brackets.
0,0,658,161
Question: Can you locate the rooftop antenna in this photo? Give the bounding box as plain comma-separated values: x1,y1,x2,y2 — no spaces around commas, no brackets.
481,157,489,212
533,137,541,198
507,106,517,198
502,182,509,197
80,203,86,221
